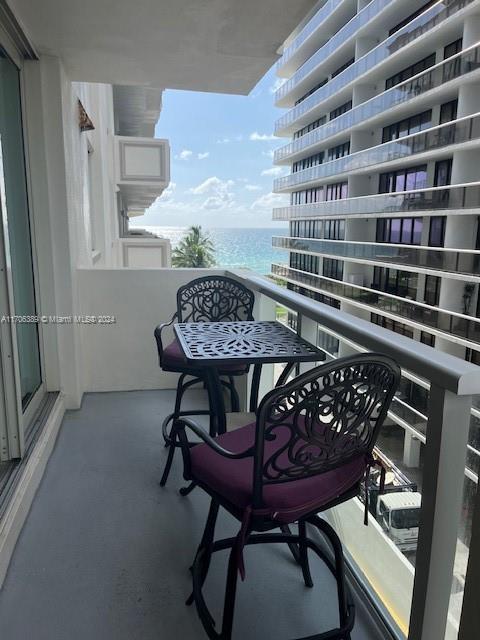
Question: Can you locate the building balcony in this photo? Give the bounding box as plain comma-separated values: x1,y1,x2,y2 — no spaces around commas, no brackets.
272,183,480,221
274,0,476,137
1,267,480,640
275,0,396,107
276,0,349,79
274,113,480,193
272,264,480,347
272,235,480,279
274,43,480,164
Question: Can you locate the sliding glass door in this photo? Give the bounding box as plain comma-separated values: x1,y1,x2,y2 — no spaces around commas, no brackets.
0,46,43,459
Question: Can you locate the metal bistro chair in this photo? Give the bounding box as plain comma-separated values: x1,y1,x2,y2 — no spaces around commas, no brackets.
173,353,400,640
154,275,255,489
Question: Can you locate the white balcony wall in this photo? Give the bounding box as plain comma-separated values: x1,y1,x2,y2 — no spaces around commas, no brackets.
76,268,225,393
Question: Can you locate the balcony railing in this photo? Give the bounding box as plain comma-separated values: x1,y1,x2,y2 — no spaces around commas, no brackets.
272,264,480,345
272,183,480,220
276,0,344,74
272,235,480,279
275,0,395,106
229,269,480,640
274,43,480,163
274,113,480,192
274,0,475,135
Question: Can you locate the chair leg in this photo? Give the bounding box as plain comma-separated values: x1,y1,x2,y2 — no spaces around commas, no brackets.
221,545,240,640
186,499,219,618
159,439,176,487
299,520,314,588
227,376,240,412
308,515,353,634
162,374,188,445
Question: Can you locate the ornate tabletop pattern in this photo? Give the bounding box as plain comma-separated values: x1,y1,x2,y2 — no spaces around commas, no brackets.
174,320,323,365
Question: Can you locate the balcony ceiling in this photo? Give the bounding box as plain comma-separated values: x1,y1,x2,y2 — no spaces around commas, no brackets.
9,0,317,94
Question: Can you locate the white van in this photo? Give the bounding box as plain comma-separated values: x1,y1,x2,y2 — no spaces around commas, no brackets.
377,491,422,552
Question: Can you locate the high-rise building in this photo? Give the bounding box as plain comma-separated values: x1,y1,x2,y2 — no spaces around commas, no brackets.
272,0,480,536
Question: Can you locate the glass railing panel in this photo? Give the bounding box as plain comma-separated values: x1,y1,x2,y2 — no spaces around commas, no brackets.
272,184,480,220
275,0,475,134
274,114,480,192
275,44,480,162
276,0,393,104
273,236,480,278
277,0,344,70
271,263,480,344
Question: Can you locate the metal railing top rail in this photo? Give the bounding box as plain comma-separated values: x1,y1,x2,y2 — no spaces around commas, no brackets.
228,269,480,396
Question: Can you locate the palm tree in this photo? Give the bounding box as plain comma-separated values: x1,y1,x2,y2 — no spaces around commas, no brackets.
172,225,215,268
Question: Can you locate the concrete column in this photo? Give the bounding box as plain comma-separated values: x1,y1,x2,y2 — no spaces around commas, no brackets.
403,431,421,468
463,14,480,47
352,83,377,106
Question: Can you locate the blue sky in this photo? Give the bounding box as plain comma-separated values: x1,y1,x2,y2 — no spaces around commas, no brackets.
139,64,289,229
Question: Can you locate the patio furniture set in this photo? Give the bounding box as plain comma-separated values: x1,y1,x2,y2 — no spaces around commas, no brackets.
154,275,400,640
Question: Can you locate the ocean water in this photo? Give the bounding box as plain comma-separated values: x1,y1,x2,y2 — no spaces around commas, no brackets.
140,226,288,275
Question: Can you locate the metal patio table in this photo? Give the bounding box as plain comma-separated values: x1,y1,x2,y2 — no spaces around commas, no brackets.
173,319,325,436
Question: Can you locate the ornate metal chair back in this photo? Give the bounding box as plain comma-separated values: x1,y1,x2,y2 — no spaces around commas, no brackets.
252,354,401,507
176,275,255,323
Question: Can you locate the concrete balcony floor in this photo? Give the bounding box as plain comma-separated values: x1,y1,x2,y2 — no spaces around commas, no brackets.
0,389,383,640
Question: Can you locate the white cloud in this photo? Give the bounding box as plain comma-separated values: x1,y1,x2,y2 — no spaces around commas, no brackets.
245,184,261,192
262,149,275,158
190,176,235,209
270,77,286,94
179,149,193,159
190,176,234,195
197,151,210,160
158,181,176,202
216,137,230,144
261,166,284,177
251,191,288,211
249,132,276,142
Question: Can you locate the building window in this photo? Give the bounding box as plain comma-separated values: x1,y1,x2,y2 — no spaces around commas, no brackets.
466,348,480,366
385,53,435,90
424,275,441,306
323,219,345,240
331,58,354,79
330,100,352,121
293,151,324,173
372,267,418,299
434,159,452,187
327,141,350,161
379,165,428,193
382,110,431,143
420,331,436,347
289,252,319,275
439,99,458,125
326,181,348,200
371,313,414,339
323,258,343,280
429,217,446,247
295,79,328,105
444,38,463,59
388,0,438,36
291,186,325,205
293,116,327,140
376,217,423,245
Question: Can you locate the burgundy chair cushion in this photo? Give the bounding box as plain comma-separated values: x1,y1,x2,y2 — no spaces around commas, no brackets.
190,420,367,524
162,338,248,374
